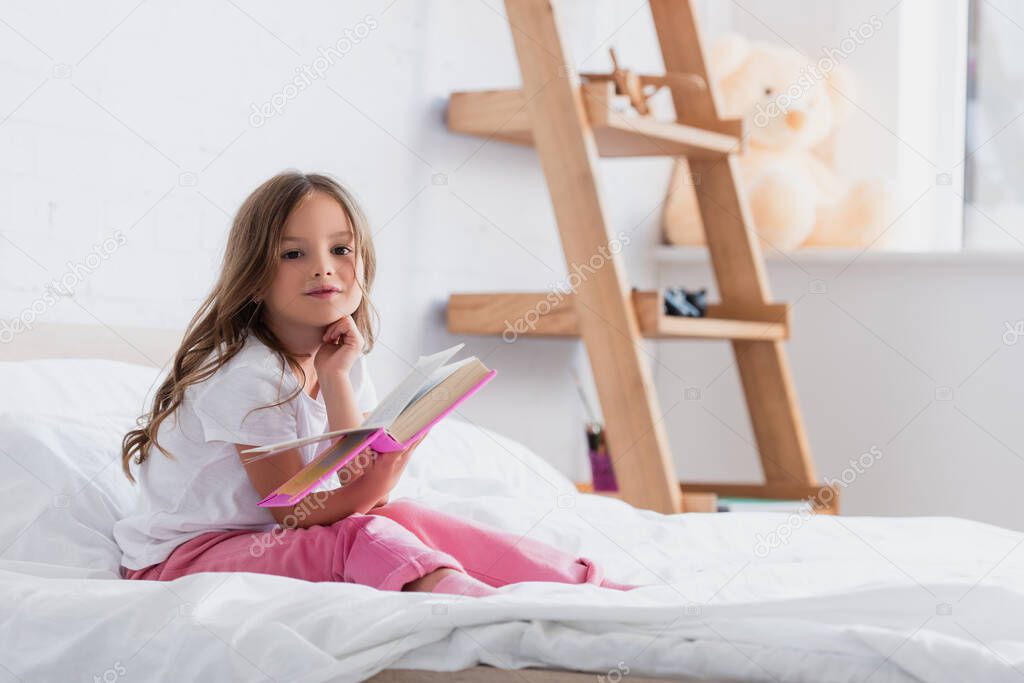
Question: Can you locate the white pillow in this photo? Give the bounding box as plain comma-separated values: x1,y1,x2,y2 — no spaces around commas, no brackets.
0,358,162,423
401,417,576,498
0,358,573,576
0,359,159,575
0,357,573,493
0,413,135,576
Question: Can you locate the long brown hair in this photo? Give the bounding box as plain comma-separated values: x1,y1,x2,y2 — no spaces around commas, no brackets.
121,171,379,483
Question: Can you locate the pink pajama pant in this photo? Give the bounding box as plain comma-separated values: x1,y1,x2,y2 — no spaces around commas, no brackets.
120,499,631,592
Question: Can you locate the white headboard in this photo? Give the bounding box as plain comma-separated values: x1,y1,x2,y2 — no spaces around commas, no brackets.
0,323,182,367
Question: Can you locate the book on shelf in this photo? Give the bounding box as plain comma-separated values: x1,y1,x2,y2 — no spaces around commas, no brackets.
716,497,813,513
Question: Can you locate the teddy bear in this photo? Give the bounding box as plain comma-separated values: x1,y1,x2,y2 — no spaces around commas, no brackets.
662,33,894,251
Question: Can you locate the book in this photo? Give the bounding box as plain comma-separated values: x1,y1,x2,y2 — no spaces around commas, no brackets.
716,497,813,513
241,343,496,507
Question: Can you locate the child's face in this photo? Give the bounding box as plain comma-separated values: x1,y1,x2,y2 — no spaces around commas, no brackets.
261,191,365,331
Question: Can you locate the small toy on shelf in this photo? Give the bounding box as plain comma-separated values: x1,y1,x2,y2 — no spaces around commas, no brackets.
580,47,661,117
663,286,707,317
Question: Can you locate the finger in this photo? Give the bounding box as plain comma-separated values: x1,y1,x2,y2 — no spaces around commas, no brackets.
334,318,352,341
335,315,355,336
342,320,363,348
327,318,358,345
323,316,350,341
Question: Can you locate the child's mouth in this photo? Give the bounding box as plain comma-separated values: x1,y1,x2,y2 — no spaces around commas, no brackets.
306,288,341,300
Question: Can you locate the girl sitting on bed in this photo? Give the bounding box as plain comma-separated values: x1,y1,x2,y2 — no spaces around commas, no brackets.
114,170,635,596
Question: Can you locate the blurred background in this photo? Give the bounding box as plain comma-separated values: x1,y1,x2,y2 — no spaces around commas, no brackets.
2,0,1022,528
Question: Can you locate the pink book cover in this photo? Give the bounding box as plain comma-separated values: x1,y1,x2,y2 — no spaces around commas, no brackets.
254,368,496,507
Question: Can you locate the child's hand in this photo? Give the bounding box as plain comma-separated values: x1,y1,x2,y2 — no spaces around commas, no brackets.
315,315,364,378
359,433,427,498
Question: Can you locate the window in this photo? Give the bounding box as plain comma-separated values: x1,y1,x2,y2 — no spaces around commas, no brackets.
964,0,1024,249
699,0,972,251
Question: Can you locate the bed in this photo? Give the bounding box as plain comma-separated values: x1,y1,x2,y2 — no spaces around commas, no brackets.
1,323,1022,682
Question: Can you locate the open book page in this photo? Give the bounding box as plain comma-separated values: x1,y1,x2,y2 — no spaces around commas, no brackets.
404,356,476,409
256,358,496,506
256,427,382,505
387,359,491,443
361,343,465,428
242,427,365,460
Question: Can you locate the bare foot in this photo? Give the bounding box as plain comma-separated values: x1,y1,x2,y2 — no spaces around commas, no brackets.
402,567,461,592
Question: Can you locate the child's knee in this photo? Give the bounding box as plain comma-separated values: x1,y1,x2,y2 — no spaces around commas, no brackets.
367,498,420,522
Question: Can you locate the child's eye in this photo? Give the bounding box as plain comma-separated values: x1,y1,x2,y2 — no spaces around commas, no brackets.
332,245,352,256
282,250,302,260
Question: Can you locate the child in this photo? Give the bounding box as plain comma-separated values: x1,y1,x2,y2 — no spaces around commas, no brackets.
114,171,635,596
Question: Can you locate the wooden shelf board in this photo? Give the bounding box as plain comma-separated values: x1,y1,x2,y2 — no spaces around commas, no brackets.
680,481,839,514
447,88,739,159
575,481,839,514
447,291,790,341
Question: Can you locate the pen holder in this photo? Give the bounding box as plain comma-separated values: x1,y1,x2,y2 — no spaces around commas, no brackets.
586,423,618,492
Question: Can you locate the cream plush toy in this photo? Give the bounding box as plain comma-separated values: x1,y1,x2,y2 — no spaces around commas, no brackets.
663,33,893,250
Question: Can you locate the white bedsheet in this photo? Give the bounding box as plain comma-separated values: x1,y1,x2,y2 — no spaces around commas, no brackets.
1,358,1020,681
3,478,1022,683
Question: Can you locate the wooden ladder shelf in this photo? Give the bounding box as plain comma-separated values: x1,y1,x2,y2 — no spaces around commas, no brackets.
444,0,838,515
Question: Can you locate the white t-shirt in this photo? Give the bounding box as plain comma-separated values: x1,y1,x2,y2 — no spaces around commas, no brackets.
113,335,378,570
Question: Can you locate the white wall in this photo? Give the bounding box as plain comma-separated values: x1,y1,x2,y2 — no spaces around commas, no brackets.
657,250,1024,531
1,1,1019,530
0,0,667,490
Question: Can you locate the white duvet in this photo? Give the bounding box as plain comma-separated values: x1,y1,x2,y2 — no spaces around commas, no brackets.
1,360,1022,682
